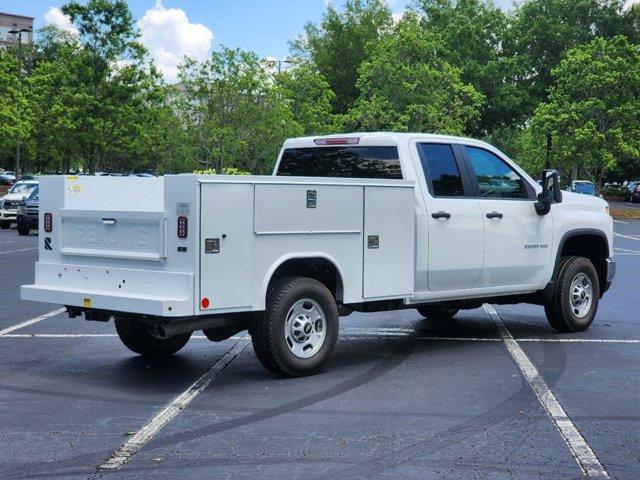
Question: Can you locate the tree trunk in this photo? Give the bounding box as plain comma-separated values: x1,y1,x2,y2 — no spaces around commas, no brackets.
545,133,552,170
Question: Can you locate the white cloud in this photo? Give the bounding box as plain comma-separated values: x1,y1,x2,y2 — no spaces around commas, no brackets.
392,10,406,23
43,6,79,35
624,0,640,9
137,0,213,83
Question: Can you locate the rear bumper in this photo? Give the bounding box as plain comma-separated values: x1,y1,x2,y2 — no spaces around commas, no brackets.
21,262,195,317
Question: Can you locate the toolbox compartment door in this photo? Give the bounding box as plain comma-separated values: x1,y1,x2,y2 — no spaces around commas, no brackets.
60,209,167,261
199,183,254,310
363,186,414,298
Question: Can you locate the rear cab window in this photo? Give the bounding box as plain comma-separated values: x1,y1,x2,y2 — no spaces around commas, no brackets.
276,146,402,179
416,143,468,197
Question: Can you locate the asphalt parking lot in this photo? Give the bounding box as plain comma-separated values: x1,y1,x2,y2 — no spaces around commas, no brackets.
1,221,639,480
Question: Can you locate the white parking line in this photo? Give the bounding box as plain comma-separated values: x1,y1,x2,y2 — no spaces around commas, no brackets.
2,330,640,344
483,304,609,478
0,308,66,336
614,232,640,241
97,336,250,471
0,247,38,255
613,219,628,224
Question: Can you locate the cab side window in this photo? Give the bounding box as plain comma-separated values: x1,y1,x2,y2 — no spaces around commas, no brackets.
465,147,529,199
417,144,466,197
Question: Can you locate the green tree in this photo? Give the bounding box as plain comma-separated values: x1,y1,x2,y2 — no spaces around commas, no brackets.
276,64,336,135
60,0,148,173
0,49,32,174
177,48,301,174
291,0,392,113
507,0,638,117
533,36,640,187
415,0,512,133
346,14,484,134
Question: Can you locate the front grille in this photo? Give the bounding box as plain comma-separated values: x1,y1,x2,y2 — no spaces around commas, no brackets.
3,201,19,210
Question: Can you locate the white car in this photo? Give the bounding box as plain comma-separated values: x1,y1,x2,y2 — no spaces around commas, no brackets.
22,133,614,377
0,180,39,229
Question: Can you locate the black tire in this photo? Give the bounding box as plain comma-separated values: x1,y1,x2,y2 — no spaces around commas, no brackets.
544,256,600,333
114,318,191,357
17,226,30,235
416,305,459,320
251,276,339,377
0,221,10,229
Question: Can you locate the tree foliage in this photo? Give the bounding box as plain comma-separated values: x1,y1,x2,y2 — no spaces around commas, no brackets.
291,0,392,114
532,36,640,186
0,0,639,183
346,15,484,134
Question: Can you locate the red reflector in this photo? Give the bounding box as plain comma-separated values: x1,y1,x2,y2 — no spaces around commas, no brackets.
314,137,360,145
201,297,210,309
44,213,52,232
177,216,188,238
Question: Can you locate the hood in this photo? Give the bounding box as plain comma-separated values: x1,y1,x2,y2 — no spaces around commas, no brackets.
561,191,607,210
3,192,32,202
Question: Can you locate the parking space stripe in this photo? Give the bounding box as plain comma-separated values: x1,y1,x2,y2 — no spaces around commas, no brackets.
614,232,640,241
2,330,639,344
483,304,609,478
0,247,38,255
0,308,66,336
97,336,250,472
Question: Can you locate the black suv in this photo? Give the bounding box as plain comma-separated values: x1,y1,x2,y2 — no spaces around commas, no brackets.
16,186,39,235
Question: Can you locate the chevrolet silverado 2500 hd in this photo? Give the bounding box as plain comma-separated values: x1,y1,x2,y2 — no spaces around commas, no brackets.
21,133,615,377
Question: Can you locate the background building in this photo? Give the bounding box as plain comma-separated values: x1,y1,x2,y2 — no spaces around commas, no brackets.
0,11,33,48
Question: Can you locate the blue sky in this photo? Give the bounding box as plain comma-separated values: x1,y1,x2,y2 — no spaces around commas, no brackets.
0,0,515,81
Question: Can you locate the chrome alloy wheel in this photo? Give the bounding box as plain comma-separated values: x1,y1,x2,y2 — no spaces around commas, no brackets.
570,272,593,318
284,298,327,359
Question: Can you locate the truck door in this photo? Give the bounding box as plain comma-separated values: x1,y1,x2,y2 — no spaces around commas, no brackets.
461,146,553,287
413,143,485,291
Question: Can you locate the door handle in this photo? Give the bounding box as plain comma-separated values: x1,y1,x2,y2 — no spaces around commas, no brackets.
102,218,117,225
486,212,503,219
431,211,451,219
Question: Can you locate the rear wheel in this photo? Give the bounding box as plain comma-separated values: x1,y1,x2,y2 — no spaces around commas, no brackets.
416,305,459,320
114,318,191,357
251,276,339,377
0,221,10,229
544,256,599,332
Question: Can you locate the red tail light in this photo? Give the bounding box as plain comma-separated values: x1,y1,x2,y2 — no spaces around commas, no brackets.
177,216,188,238
314,137,360,145
44,213,52,232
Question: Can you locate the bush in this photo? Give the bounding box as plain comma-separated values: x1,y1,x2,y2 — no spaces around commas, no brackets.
193,167,250,175
601,186,626,197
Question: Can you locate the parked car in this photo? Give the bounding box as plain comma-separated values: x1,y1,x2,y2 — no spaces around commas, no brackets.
623,181,640,203
0,180,39,229
22,133,615,378
570,180,596,196
16,186,39,235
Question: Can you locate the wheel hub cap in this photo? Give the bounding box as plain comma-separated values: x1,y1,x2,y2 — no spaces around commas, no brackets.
285,299,326,359
570,273,593,319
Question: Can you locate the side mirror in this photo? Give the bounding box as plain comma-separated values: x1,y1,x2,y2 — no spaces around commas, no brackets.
535,169,562,215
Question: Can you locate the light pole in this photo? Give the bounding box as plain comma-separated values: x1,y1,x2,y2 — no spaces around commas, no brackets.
8,27,31,180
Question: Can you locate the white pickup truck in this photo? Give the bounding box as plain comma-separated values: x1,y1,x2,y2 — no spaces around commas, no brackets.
22,133,615,377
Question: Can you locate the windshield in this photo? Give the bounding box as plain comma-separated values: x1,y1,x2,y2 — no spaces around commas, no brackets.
9,183,37,195
575,183,595,194
27,186,39,199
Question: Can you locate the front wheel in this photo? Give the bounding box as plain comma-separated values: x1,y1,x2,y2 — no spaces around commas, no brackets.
17,226,30,235
115,318,191,357
251,276,339,377
545,256,600,332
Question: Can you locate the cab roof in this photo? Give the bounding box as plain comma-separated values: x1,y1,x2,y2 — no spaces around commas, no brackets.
282,132,493,149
